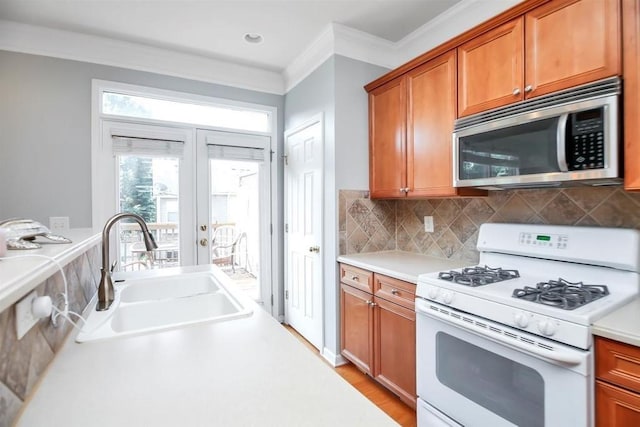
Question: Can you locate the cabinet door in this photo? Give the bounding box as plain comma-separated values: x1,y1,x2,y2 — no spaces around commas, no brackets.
369,77,406,198
623,0,640,190
407,50,459,197
340,283,374,375
525,0,620,99
374,296,416,409
458,17,524,117
596,380,640,426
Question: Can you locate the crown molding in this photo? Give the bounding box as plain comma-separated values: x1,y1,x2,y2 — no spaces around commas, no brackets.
283,24,335,92
332,23,396,70
0,20,285,95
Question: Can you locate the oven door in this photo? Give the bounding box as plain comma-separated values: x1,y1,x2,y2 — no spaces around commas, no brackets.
416,299,592,427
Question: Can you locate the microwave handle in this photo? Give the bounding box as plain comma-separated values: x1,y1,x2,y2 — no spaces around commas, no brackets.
557,113,569,172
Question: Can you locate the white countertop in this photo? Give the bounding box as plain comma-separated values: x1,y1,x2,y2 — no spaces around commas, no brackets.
0,228,100,313
338,251,470,284
592,298,640,347
16,265,397,427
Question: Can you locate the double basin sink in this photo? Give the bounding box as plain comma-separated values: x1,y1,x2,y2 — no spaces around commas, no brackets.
76,269,253,342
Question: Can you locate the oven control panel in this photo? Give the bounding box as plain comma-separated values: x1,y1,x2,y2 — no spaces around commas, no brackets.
519,232,568,249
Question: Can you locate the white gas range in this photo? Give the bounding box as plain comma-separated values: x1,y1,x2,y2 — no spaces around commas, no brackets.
415,223,640,427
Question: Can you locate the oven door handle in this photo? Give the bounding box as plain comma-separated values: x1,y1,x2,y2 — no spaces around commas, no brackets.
416,299,584,366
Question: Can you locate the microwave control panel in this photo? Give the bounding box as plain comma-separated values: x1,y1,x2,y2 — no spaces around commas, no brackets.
566,107,605,171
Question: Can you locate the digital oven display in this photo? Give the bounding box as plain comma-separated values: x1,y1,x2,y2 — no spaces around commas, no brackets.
536,235,551,241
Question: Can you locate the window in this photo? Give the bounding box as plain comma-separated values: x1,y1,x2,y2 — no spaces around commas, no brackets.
102,92,271,133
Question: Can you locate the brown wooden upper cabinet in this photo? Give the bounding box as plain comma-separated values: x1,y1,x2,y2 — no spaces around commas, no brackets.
458,0,621,117
369,50,484,198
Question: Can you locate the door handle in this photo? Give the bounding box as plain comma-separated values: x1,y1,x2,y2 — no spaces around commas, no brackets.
199,238,208,247
199,224,207,231
309,245,320,253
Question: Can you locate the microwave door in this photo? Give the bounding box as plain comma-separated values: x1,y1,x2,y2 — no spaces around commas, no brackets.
457,116,561,182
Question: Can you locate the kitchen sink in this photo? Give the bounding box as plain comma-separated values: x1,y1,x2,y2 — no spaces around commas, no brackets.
119,273,220,303
76,270,252,342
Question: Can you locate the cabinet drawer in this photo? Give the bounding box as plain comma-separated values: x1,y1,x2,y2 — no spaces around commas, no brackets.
374,273,415,310
340,264,373,293
596,337,640,394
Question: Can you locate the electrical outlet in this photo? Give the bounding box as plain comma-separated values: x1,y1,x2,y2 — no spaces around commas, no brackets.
424,216,434,233
49,216,69,233
16,291,40,340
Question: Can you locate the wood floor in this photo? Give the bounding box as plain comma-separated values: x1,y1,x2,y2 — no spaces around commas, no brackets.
284,325,417,427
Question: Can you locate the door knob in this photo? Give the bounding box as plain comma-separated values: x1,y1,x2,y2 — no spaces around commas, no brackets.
199,238,208,247
309,245,320,253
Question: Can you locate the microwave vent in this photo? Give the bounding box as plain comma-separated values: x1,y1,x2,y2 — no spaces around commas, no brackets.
455,77,621,131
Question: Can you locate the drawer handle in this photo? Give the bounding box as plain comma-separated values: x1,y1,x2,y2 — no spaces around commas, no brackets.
351,275,359,281
367,301,378,308
391,289,400,295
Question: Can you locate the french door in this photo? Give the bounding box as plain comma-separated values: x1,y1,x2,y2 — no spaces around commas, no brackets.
98,122,273,309
196,130,272,307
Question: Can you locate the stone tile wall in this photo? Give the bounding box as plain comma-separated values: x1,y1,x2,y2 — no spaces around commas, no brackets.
340,187,640,263
0,245,101,427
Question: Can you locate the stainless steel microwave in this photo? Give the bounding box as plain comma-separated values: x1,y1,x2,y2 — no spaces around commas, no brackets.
453,77,622,190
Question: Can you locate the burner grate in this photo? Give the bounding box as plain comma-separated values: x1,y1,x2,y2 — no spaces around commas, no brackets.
438,265,520,287
512,278,609,310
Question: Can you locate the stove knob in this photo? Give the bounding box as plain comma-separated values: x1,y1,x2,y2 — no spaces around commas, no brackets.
441,291,454,305
513,312,529,328
427,287,439,300
537,319,557,336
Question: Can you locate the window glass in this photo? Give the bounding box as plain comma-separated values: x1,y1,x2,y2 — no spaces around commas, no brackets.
118,155,180,270
103,92,270,133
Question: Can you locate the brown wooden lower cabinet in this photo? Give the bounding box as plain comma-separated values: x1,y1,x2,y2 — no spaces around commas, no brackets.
339,264,416,409
596,380,640,426
595,336,640,426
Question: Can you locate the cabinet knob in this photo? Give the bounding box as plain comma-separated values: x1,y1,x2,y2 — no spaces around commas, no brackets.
391,289,400,295
199,238,208,247
512,88,521,96
370,302,378,307
399,187,410,193
351,275,359,281
524,85,533,93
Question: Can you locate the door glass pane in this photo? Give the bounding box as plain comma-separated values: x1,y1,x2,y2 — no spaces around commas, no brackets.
436,332,544,427
118,155,180,270
459,117,559,179
210,159,260,301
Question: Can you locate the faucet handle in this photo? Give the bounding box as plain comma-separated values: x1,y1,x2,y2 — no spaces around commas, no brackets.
110,260,118,273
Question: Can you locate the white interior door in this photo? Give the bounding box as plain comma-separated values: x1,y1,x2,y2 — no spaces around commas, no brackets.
284,116,323,350
195,130,272,308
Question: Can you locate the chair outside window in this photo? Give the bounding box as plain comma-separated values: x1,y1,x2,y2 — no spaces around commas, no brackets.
211,225,247,272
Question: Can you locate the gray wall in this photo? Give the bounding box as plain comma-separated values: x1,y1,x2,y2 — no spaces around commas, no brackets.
284,55,388,360
335,56,388,190
0,50,284,228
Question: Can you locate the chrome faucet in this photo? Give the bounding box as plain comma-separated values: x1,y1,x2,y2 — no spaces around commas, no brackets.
97,212,157,311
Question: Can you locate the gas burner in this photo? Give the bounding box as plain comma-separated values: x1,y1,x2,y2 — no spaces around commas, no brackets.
512,278,609,310
438,265,520,287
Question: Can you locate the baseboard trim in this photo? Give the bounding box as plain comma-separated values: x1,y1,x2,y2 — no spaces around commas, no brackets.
321,347,348,367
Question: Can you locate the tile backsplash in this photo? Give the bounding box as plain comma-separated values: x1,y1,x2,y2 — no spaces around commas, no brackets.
339,187,640,263
0,245,101,427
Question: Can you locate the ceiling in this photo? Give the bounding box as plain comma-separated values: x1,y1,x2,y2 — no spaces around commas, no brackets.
0,0,463,72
